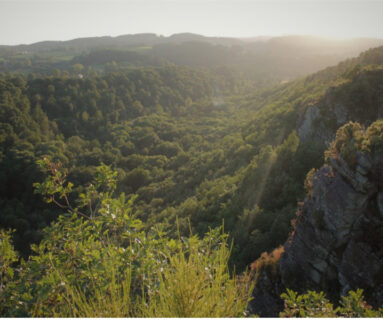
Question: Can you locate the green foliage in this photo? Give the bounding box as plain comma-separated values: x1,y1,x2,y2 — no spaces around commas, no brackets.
1,38,383,318
1,45,383,273
0,230,18,284
252,246,284,284
0,229,18,314
0,160,252,317
280,288,383,317
364,119,383,156
304,168,316,195
280,289,338,317
141,228,253,318
326,120,383,169
54,262,135,317
338,289,382,317
33,158,74,206
326,122,364,168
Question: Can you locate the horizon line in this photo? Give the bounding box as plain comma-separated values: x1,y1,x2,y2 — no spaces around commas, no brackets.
2,32,383,47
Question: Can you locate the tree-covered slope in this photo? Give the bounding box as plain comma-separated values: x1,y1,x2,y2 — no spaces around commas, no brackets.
2,34,383,88
250,119,383,316
0,66,246,255
1,38,383,317
1,45,383,272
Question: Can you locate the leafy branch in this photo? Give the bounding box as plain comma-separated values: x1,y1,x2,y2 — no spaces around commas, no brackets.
33,157,118,221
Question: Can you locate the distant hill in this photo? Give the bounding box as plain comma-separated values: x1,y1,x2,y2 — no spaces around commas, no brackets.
1,33,381,56
0,33,242,53
1,33,383,89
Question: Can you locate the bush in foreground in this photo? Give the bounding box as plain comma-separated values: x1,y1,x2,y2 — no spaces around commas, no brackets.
0,159,252,317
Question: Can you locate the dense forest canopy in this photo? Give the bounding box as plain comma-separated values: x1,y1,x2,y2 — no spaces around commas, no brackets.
1,41,383,264
1,33,383,316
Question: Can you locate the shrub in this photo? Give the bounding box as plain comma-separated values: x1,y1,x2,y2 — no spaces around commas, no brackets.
364,119,383,157
280,289,337,317
251,246,284,283
325,122,364,169
0,159,252,317
325,120,383,174
304,168,317,196
141,229,253,317
280,288,383,317
0,229,18,315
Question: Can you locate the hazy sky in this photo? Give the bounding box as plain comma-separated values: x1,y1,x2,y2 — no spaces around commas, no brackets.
1,0,383,45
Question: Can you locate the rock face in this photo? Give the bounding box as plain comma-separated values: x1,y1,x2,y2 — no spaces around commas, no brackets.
250,124,383,316
247,267,284,317
249,68,383,317
280,153,383,303
297,69,383,146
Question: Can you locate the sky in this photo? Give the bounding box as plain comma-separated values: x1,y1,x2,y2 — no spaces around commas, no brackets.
1,0,383,45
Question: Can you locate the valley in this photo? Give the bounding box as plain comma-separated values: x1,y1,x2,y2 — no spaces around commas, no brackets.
1,34,383,317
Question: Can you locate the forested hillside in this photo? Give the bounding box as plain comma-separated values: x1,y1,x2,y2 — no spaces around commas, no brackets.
1,38,383,316
2,33,383,88
1,44,383,262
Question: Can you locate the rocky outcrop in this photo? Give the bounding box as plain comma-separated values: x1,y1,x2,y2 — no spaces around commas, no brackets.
250,120,383,316
247,267,284,317
280,153,383,301
297,69,383,146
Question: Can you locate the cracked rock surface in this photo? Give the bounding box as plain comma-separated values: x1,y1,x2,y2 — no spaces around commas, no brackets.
250,149,383,316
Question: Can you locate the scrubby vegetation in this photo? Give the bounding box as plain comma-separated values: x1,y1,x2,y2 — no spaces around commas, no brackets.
326,119,383,167
281,289,383,317
2,46,383,268
1,160,382,317
1,36,383,316
0,63,327,267
251,246,284,284
0,160,252,317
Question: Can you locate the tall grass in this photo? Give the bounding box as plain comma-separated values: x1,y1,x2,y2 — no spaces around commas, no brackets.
57,235,252,317
141,237,253,317
57,267,135,317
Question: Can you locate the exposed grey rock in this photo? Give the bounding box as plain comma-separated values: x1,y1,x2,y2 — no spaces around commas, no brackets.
248,271,284,317
356,152,372,171
251,70,383,316
333,103,348,124
297,70,383,147
328,157,375,194
297,102,334,146
297,105,320,140
251,152,383,316
356,165,369,176
311,259,328,273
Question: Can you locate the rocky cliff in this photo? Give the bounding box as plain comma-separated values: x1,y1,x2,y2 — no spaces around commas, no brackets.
250,120,383,316
297,68,383,146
